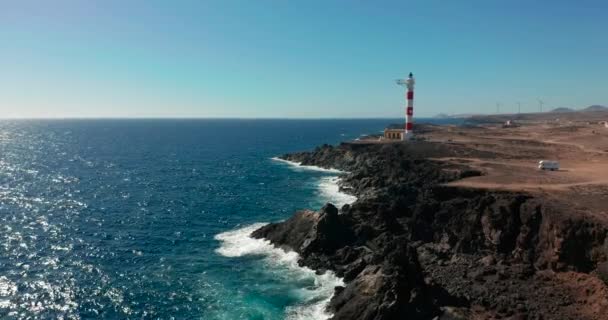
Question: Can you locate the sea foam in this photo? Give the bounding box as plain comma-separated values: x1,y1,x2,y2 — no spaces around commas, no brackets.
215,224,344,320
271,157,357,207
270,157,344,174
212,157,356,318
317,176,357,208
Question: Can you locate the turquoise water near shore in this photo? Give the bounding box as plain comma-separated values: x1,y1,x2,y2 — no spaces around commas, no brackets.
0,119,460,319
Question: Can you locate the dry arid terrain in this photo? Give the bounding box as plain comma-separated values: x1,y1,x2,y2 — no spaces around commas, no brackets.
418,112,608,319
422,111,608,217
257,111,608,320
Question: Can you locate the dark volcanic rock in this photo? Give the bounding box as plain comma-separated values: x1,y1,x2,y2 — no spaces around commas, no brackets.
254,142,608,320
329,240,438,320
255,205,443,319
252,204,356,261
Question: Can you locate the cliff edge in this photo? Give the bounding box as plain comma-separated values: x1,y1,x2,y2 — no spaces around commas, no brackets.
254,129,608,319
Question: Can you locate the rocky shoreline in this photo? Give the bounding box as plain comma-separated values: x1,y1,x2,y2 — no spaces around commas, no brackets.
253,141,608,320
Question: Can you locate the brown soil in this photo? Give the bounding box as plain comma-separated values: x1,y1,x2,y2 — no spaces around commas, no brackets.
416,114,608,225
345,112,608,319
259,112,608,320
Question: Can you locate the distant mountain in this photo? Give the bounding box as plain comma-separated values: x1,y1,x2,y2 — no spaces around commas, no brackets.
550,107,574,113
434,113,449,118
448,113,481,118
582,105,608,112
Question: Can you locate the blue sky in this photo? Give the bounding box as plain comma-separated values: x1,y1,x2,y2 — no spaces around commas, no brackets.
1,0,606,118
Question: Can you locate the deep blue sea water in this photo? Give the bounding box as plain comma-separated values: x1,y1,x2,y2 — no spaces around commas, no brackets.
0,119,461,319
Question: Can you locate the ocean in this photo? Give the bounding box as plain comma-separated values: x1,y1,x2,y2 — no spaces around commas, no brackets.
0,119,460,319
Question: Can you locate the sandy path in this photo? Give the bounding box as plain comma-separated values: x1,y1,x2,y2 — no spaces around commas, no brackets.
423,120,608,195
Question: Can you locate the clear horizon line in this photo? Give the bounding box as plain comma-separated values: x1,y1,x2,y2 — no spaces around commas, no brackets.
0,116,428,120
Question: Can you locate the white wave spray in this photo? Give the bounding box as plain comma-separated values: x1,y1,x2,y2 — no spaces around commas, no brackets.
271,157,357,207
317,176,357,208
212,157,357,318
270,157,344,174
215,224,344,320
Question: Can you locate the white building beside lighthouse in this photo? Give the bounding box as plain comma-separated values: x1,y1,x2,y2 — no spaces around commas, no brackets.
383,125,405,140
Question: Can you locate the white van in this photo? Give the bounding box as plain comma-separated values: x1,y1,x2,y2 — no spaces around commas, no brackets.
538,160,559,171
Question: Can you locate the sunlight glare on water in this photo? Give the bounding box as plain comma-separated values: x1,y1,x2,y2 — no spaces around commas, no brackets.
0,119,456,319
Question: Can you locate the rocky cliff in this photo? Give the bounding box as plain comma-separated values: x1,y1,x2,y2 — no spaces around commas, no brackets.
253,142,608,320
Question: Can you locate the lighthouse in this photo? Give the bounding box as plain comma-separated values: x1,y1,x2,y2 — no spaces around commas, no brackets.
396,72,415,140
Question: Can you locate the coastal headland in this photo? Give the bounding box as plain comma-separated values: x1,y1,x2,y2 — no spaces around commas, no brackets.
254,111,608,320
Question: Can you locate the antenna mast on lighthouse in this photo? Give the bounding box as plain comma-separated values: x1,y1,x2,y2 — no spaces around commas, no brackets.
396,72,415,141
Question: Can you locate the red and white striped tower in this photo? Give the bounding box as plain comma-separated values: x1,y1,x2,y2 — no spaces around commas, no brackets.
396,72,415,140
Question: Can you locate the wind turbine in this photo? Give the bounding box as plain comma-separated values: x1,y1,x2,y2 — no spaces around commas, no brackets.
517,102,521,114
537,99,544,113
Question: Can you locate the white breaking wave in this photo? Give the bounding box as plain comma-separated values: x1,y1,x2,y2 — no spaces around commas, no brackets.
215,224,344,320
270,157,344,174
317,176,357,208
271,157,357,207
